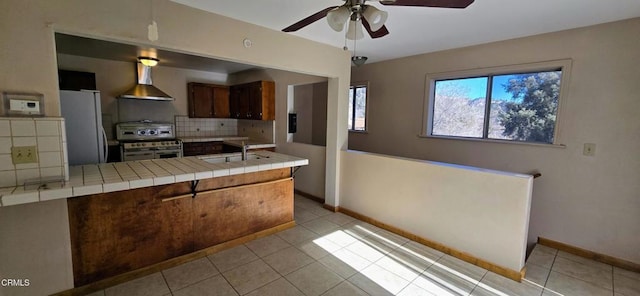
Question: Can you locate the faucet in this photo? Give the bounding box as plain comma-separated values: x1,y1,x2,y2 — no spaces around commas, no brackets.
241,141,248,161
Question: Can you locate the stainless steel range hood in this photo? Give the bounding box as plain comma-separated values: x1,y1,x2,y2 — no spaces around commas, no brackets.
118,63,174,101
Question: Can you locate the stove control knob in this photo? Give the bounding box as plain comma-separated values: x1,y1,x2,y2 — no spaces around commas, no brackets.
149,130,156,135
140,130,146,135
152,142,156,146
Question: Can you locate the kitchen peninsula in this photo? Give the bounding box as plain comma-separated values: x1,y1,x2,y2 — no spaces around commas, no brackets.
0,151,308,288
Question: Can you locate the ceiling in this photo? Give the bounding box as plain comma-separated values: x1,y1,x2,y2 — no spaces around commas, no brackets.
172,0,640,63
55,33,257,74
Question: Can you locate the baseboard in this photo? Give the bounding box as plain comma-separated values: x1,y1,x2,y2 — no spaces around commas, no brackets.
538,237,640,273
323,204,339,212
337,207,525,282
53,221,296,296
294,189,324,204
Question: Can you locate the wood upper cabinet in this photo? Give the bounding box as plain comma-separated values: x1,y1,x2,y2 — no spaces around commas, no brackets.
188,82,230,118
229,81,275,120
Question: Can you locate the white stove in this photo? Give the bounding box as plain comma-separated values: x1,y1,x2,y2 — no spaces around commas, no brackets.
116,121,182,161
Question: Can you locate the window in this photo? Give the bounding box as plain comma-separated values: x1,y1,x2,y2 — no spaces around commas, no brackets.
425,60,571,145
348,84,367,131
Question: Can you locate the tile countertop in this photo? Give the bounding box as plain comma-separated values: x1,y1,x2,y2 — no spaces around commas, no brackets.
0,151,308,207
179,136,249,143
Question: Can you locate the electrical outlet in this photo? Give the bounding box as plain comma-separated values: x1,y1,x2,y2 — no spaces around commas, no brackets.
11,146,38,164
583,143,596,157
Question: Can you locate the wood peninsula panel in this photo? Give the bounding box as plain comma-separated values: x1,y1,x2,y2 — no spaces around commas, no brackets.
68,185,194,286
67,168,293,287
194,178,293,249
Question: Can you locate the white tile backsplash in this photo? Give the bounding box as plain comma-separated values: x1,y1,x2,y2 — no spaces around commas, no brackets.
11,120,36,136
0,137,11,154
0,117,67,187
238,120,275,143
175,116,240,137
35,120,60,136
0,120,10,137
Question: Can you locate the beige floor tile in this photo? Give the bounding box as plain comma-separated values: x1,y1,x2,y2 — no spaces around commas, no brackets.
276,226,320,244
545,271,613,296
305,206,335,217
369,229,410,246
162,257,219,291
556,251,613,271
348,272,395,296
321,281,370,296
375,250,429,282
414,255,487,295
471,271,543,296
322,229,362,247
302,219,341,235
208,244,259,272
342,221,383,237
295,237,342,260
245,278,304,296
384,246,439,276
551,256,613,289
323,212,356,226
294,207,320,224
286,262,343,296
294,197,322,210
527,248,557,269
401,241,444,260
318,248,373,278
396,283,437,296
105,272,170,296
524,263,551,287
614,272,640,296
172,275,238,296
245,235,291,257
86,290,105,296
358,263,411,294
533,244,558,256
614,267,640,282
345,240,390,262
263,246,315,275
222,259,281,295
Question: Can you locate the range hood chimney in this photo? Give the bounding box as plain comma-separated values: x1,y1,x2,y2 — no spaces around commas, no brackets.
118,63,174,101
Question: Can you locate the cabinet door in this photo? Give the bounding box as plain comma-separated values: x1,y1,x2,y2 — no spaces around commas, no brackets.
188,83,214,118
238,84,251,119
248,81,263,120
212,87,230,118
229,86,240,119
68,187,194,286
193,178,294,249
260,81,276,120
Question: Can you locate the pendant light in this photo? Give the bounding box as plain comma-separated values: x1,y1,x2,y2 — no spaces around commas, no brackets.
349,21,367,67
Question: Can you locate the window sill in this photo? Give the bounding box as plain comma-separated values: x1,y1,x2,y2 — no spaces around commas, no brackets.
349,130,368,134
417,134,566,149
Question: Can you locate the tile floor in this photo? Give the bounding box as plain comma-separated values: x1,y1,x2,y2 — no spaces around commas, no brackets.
89,195,640,296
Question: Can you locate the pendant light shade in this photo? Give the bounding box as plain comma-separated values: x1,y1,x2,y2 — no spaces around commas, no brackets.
327,6,350,32
138,57,159,67
351,56,368,67
362,6,388,32
346,20,364,40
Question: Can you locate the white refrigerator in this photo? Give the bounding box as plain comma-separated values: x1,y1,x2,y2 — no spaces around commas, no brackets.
60,90,108,165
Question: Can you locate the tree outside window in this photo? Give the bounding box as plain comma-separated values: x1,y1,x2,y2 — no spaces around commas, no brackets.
349,85,367,131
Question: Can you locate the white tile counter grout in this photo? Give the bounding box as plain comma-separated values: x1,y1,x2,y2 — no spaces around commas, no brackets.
0,151,308,207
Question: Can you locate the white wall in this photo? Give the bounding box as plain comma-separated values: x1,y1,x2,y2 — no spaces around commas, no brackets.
0,0,350,294
350,18,640,264
341,150,533,272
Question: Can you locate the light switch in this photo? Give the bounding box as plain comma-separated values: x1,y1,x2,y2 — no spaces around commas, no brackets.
583,143,596,157
11,146,38,164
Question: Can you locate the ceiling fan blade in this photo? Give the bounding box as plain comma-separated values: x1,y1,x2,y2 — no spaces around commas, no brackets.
362,17,389,39
283,6,339,32
380,0,474,8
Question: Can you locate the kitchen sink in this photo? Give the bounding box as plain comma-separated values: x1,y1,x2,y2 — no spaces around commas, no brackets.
200,153,266,164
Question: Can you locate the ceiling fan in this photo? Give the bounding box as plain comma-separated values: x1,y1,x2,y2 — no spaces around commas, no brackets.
282,0,475,40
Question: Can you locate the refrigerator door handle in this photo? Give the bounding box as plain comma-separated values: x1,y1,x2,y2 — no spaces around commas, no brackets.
101,127,108,163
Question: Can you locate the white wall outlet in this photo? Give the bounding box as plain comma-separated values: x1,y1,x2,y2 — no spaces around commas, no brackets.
583,143,596,156
11,146,38,164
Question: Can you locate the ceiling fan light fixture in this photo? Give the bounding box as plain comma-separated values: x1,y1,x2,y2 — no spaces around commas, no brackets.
138,56,159,67
327,6,350,32
346,20,364,40
351,56,368,66
362,6,388,32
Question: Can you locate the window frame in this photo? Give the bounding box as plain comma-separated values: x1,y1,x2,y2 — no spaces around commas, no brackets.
422,59,572,147
349,82,369,133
